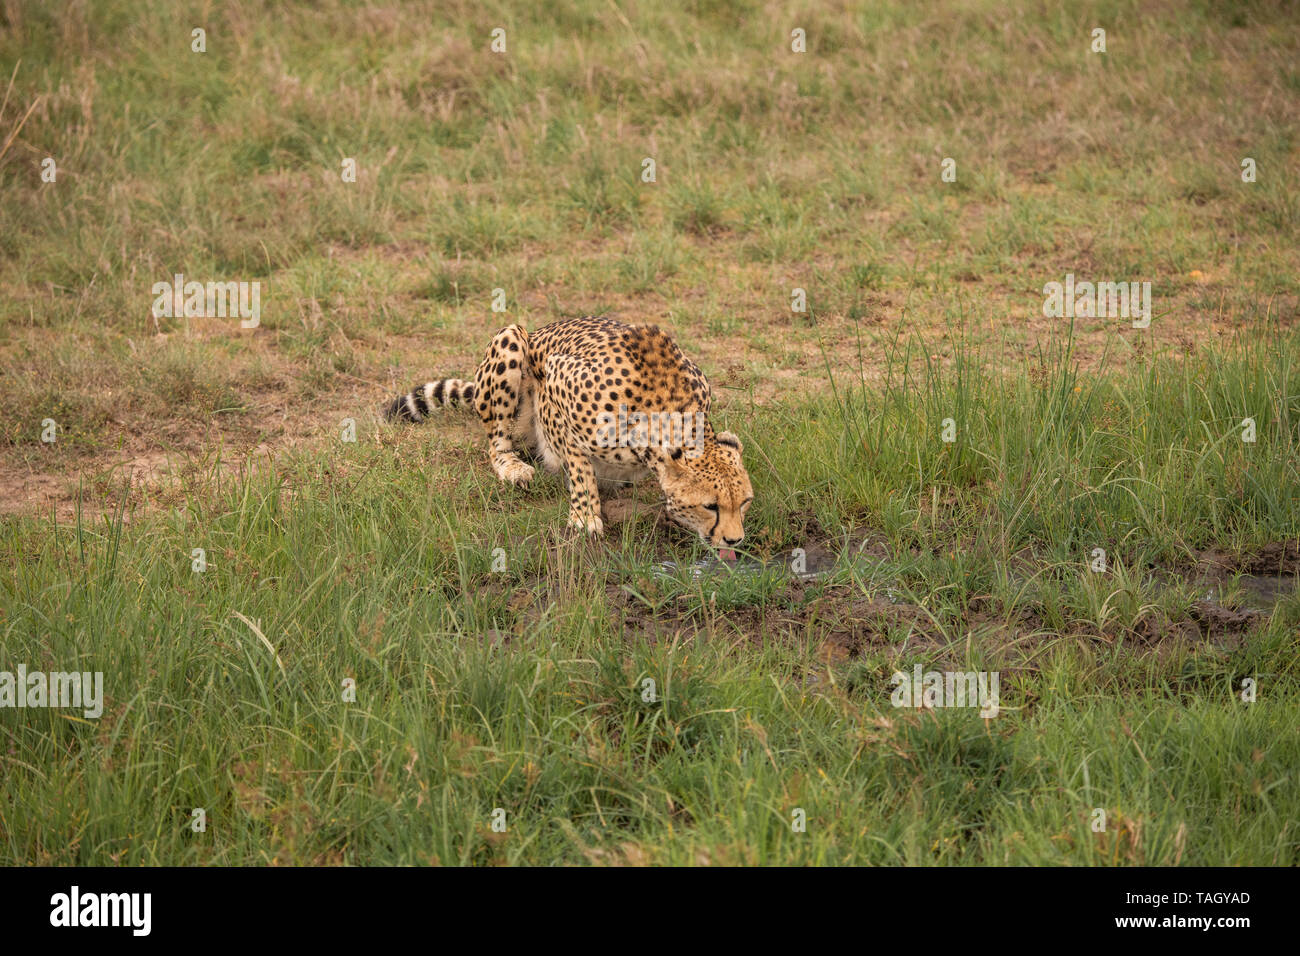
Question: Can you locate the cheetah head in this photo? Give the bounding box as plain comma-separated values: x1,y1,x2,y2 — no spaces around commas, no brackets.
653,431,753,558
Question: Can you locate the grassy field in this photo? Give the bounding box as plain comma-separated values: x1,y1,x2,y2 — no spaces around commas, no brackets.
1,0,1298,865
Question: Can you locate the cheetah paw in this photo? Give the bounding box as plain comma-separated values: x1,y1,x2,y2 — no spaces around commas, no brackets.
497,460,535,486
567,512,604,535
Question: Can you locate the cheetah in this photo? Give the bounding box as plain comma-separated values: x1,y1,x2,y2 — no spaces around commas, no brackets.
384,316,753,557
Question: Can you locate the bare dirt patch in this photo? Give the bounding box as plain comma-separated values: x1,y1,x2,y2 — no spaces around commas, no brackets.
1,230,1293,524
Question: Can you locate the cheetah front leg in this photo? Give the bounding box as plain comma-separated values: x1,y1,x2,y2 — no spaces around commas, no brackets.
473,324,536,487
560,444,604,534
541,354,604,534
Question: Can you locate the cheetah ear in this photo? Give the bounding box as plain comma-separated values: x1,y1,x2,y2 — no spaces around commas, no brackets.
715,431,743,462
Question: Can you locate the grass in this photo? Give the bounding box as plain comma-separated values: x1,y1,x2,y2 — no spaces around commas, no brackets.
2,320,1298,865
1,0,1298,864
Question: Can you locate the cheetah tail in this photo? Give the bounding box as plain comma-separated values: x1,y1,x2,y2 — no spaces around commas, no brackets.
383,379,477,423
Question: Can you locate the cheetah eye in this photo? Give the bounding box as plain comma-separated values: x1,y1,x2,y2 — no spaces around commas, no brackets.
703,502,719,512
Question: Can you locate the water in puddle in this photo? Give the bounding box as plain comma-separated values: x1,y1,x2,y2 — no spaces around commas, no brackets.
656,548,839,581
1201,574,1296,611
654,550,1297,614
654,545,909,603
1010,568,1297,613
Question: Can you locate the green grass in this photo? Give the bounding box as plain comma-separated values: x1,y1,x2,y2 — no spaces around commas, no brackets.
1,0,1298,864
3,0,1298,440
2,321,1298,865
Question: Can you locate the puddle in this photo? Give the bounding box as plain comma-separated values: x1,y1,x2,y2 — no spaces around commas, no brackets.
1199,573,1296,612
650,540,1298,614
655,551,831,581
1194,543,1299,611
653,543,909,603
1007,566,1296,614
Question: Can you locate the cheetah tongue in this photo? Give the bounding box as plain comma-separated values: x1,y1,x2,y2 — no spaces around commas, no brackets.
719,549,737,562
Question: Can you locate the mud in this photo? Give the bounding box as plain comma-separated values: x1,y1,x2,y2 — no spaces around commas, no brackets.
616,533,1297,669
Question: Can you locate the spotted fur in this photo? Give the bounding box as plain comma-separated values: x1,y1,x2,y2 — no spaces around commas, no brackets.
383,316,753,550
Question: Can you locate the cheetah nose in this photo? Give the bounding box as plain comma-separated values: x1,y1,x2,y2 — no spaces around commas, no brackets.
723,535,742,546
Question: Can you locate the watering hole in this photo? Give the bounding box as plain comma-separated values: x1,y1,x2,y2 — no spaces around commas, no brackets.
652,538,1297,614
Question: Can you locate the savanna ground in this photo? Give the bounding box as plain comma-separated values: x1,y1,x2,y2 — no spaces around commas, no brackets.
0,0,1298,865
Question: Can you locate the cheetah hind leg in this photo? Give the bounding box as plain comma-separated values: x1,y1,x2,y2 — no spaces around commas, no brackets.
473,324,536,487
